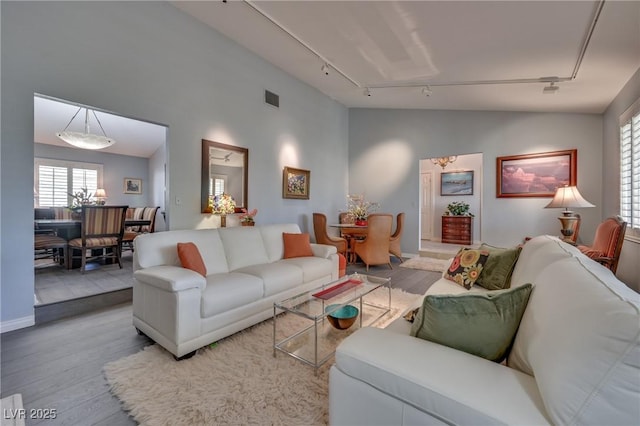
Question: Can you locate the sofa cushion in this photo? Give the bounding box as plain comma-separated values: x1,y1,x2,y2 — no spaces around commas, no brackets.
177,242,206,277
510,235,572,287
283,232,314,259
507,253,640,426
476,243,522,290
279,256,334,283
411,283,533,362
218,227,270,271
234,262,303,297
444,248,490,289
201,272,264,318
260,223,303,262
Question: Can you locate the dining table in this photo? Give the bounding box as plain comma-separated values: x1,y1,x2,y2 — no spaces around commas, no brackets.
35,219,151,240
329,223,368,263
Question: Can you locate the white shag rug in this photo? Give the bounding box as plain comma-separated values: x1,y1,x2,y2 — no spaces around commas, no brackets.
103,288,420,426
400,256,452,272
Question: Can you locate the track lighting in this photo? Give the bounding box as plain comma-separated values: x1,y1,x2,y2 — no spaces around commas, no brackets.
543,82,559,94
422,86,432,97
363,88,371,97
321,63,330,76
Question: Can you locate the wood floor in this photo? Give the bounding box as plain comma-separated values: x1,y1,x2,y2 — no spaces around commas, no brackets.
1,259,441,425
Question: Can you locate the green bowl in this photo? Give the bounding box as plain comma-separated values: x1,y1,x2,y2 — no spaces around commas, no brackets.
325,304,359,330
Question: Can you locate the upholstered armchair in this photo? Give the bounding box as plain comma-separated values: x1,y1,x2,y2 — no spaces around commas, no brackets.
389,212,405,262
353,213,393,271
313,213,347,256
577,216,627,274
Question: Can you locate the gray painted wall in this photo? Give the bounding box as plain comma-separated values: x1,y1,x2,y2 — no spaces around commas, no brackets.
603,68,640,292
1,2,348,328
348,109,603,251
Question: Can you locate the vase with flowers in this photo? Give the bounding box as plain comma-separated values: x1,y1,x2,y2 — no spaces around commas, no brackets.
209,193,236,227
239,208,258,226
345,195,379,226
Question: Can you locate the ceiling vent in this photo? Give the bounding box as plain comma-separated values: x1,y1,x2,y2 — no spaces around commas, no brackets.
265,90,279,108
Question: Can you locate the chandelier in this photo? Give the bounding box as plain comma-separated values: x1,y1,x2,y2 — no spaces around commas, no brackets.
431,156,457,169
56,107,116,150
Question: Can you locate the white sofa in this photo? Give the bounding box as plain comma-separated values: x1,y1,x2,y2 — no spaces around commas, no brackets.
330,235,640,425
132,223,338,359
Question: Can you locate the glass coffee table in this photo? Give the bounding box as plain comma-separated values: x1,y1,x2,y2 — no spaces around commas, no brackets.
273,273,391,374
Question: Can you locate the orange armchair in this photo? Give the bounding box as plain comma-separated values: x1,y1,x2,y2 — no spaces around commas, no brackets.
389,212,405,262
313,213,348,256
577,216,627,274
353,213,393,271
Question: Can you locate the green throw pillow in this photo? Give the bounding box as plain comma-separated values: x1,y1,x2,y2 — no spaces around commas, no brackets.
410,283,533,362
476,243,522,290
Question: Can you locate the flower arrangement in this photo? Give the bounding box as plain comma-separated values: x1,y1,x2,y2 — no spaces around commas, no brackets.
346,195,379,221
209,193,236,215
239,208,258,224
68,187,95,208
445,201,473,216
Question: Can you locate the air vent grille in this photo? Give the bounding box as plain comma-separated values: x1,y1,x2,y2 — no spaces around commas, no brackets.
265,90,279,108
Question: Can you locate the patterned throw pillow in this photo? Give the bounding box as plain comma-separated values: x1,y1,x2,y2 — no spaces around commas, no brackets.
444,248,490,289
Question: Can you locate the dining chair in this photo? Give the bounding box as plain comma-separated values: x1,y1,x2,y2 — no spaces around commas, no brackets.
312,213,348,256
389,212,405,262
68,205,128,273
34,233,68,268
353,213,393,271
123,206,160,252
577,216,627,274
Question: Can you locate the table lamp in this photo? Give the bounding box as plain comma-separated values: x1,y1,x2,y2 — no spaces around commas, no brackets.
94,188,107,205
545,185,594,241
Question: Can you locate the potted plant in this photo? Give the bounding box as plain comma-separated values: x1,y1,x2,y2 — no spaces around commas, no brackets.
445,201,474,216
239,208,258,226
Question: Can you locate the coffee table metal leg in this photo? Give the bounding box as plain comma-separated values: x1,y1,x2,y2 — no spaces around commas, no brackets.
273,304,276,358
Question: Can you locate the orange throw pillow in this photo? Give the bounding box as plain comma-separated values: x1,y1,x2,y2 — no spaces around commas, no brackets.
177,242,207,277
283,233,314,259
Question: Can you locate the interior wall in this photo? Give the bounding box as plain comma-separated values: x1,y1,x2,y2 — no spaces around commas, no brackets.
603,67,640,292
1,2,349,329
349,108,603,253
149,142,167,232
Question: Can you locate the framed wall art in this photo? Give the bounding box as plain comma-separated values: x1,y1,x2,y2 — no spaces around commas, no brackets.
283,166,310,199
124,178,142,194
496,149,576,198
441,171,474,196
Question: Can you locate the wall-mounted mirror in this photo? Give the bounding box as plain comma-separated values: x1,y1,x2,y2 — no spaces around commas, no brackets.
201,139,248,213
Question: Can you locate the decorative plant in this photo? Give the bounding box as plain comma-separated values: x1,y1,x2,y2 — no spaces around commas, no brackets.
68,187,95,208
446,201,473,216
209,193,236,215
239,208,258,223
346,195,379,220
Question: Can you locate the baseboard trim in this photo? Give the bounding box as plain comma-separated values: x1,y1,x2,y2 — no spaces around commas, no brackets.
35,288,132,325
1,315,35,334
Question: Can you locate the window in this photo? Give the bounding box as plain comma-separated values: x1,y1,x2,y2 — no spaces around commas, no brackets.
210,174,227,198
620,98,640,237
34,158,103,207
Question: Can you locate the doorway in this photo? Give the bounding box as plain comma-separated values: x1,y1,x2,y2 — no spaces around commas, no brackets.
33,94,168,312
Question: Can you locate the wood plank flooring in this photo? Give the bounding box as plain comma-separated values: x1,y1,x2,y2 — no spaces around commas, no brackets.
1,258,440,425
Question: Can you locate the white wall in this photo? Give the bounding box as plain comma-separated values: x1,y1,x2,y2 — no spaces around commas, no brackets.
1,2,348,329
349,109,603,253
603,68,640,292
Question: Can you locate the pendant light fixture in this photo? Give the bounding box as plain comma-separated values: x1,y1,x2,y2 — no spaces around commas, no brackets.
56,107,116,150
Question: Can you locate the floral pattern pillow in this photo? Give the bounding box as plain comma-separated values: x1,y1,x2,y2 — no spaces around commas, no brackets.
444,248,490,289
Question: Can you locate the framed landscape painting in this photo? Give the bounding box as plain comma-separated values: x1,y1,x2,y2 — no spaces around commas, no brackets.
441,171,474,196
124,178,142,194
496,149,576,198
283,166,310,199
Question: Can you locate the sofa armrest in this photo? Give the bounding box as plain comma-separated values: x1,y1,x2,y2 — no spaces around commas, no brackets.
333,327,550,425
310,243,337,259
134,265,206,292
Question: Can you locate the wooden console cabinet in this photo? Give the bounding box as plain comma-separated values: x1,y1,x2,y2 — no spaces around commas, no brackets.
442,216,473,245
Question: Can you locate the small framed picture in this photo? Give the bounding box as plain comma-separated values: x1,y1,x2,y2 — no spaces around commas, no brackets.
124,178,142,194
283,166,310,199
441,171,474,196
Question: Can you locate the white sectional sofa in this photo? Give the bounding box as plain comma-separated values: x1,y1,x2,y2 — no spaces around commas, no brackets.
330,235,640,425
132,223,338,359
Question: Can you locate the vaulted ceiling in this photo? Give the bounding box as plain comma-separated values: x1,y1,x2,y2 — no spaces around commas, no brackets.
174,0,640,113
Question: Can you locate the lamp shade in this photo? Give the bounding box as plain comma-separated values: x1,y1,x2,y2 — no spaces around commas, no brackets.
94,189,107,198
545,185,595,211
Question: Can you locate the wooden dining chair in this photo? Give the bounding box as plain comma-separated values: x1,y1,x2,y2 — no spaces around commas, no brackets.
353,213,393,271
577,216,627,274
389,212,405,262
68,205,128,273
123,206,160,252
313,213,348,256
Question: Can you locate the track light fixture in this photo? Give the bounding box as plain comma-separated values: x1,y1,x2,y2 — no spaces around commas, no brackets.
422,86,432,97
321,63,330,76
363,88,371,97
543,82,560,94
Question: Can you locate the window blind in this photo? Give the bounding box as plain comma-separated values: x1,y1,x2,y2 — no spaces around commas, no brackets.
34,158,103,208
620,102,640,233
